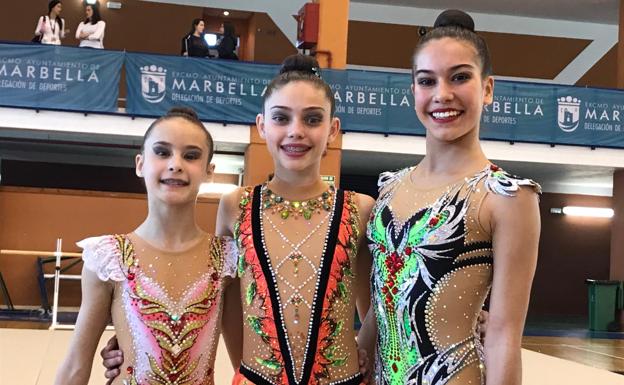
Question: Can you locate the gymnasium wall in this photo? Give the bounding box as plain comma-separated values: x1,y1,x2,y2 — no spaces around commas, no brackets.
531,192,612,316
0,187,219,307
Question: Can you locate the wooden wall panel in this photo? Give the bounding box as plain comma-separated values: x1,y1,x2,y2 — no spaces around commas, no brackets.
347,20,593,80
529,193,612,316
0,187,219,307
249,13,297,64
576,45,618,89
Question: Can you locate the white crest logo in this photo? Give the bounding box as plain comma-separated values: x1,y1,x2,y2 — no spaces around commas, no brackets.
141,65,167,104
557,96,581,132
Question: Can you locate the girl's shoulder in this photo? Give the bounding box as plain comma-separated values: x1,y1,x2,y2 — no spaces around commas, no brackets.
377,166,413,191
219,186,253,217
469,164,541,197
343,190,375,213
77,234,129,282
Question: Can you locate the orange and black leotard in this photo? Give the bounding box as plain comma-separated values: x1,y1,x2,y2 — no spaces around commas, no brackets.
234,184,364,385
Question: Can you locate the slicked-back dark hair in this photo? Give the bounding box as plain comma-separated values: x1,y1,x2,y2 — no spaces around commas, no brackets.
413,9,492,78
263,54,336,117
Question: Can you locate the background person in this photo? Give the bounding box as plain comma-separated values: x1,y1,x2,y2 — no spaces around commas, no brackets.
217,21,238,60
34,0,67,45
75,1,106,49
181,18,211,58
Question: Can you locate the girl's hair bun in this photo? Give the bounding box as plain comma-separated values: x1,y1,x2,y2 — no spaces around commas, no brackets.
433,9,475,32
279,54,321,78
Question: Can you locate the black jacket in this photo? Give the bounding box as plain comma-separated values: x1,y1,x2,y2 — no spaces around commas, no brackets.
181,34,211,58
217,35,238,60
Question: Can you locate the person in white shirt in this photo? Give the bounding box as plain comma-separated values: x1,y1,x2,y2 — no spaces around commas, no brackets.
34,0,67,45
75,1,106,49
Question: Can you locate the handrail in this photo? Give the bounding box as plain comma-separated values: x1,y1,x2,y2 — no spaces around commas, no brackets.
0,249,81,257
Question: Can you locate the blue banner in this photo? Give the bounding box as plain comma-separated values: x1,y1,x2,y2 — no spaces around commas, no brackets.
324,69,419,135
481,82,624,148
1,42,623,149
0,43,123,112
125,54,624,149
125,52,276,122
326,74,624,148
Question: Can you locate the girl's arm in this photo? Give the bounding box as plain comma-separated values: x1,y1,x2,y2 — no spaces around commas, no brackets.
216,188,244,368
483,187,540,385
54,267,113,385
354,193,376,380
221,279,243,368
354,193,375,321
35,16,44,36
216,187,242,238
60,18,66,39
75,22,83,40
357,308,377,381
89,21,106,41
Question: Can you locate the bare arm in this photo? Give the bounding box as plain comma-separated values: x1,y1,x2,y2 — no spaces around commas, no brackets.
221,279,243,368
353,193,376,381
357,308,377,378
216,187,243,237
483,187,540,385
355,193,375,321
216,188,244,368
54,267,113,385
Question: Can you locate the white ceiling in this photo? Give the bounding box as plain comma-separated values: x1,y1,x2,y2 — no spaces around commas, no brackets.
352,0,620,24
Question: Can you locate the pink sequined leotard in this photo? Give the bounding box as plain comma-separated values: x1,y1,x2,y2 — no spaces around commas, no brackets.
80,232,237,385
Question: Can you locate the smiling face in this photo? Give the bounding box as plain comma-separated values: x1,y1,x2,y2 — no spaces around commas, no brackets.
257,80,339,177
412,37,493,143
136,118,213,206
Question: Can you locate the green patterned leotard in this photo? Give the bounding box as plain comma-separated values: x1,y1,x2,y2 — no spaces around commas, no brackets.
366,164,540,385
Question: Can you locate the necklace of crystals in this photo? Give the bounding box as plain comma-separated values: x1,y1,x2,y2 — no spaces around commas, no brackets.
263,210,331,325
262,183,335,220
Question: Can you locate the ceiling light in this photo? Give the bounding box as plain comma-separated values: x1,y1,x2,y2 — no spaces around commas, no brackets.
551,206,614,218
223,11,230,16
85,0,97,4
106,1,122,9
